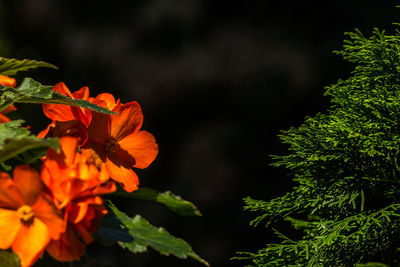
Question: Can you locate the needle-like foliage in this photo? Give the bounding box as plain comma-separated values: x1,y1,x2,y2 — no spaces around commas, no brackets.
236,26,400,266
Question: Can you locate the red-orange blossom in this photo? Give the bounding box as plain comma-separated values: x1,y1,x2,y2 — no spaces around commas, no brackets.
0,166,64,267
42,137,116,261
84,94,158,192
41,83,158,192
0,75,159,265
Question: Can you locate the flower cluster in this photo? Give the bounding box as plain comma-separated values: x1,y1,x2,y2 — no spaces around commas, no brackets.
39,82,159,192
0,80,158,266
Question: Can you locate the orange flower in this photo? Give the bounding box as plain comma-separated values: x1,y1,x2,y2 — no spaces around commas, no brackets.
46,200,109,262
0,75,17,87
83,94,158,192
0,166,64,267
39,83,91,142
0,75,17,123
0,104,17,123
45,226,85,262
40,84,159,192
41,137,112,209
41,137,116,262
42,82,91,126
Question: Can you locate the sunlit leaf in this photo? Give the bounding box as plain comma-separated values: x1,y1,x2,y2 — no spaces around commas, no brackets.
0,57,57,76
107,200,209,266
94,211,133,246
114,187,202,217
0,120,59,163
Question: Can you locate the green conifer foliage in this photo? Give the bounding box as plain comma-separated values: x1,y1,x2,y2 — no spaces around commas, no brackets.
236,27,400,266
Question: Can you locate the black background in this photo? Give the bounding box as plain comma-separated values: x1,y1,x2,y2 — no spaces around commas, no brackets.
2,1,400,266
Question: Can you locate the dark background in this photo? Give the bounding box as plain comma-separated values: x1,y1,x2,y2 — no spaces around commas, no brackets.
1,1,400,266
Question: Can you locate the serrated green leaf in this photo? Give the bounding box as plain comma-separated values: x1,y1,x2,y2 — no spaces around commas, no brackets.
0,57,58,76
106,200,209,266
0,78,116,115
0,120,59,163
0,251,19,267
0,120,29,140
0,136,59,163
94,211,133,246
114,187,202,217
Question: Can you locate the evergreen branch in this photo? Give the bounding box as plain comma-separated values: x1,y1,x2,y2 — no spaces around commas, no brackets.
237,26,400,266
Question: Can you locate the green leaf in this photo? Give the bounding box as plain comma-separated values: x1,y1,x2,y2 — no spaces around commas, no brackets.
114,187,202,217
0,78,116,115
0,120,29,140
0,251,19,267
0,57,58,76
94,211,133,246
107,200,209,266
0,120,59,163
355,263,389,267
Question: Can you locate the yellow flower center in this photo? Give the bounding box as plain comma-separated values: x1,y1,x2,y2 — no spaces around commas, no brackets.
17,205,34,223
105,138,119,153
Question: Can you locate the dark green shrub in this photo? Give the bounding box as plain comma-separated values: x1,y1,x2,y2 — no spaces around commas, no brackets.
236,27,400,266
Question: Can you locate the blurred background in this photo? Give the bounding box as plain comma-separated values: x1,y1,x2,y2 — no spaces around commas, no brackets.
1,0,399,266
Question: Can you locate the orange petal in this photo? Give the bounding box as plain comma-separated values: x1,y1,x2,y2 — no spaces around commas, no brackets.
91,181,116,195
40,158,58,189
110,102,143,141
106,158,139,192
0,172,23,209
12,218,50,267
59,137,80,166
82,109,92,129
13,166,42,206
94,93,117,110
72,86,89,100
67,179,115,202
71,107,90,127
73,223,94,244
73,220,95,245
0,75,16,87
50,121,88,145
67,200,89,224
0,209,20,249
42,84,77,121
0,113,10,123
46,227,85,262
87,112,110,143
119,130,158,169
99,163,110,182
73,205,105,244
63,179,89,205
2,104,17,114
44,137,80,170
0,105,17,123
32,194,66,240
113,146,136,166
52,82,74,98
37,121,56,138
42,103,77,122
43,83,88,123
